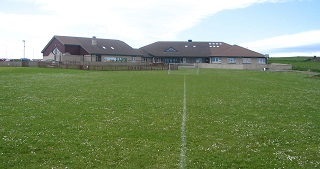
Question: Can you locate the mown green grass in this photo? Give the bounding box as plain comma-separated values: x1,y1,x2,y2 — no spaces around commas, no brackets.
0,67,319,168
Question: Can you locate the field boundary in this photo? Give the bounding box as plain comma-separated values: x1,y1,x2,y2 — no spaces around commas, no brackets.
0,61,172,71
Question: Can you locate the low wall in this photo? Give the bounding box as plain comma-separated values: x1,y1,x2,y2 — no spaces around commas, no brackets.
37,61,168,71
267,63,292,70
0,61,292,71
199,63,246,69
0,61,40,67
0,61,22,67
198,63,292,70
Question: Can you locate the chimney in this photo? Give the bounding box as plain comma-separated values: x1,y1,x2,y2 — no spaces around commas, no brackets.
92,36,97,46
188,39,192,42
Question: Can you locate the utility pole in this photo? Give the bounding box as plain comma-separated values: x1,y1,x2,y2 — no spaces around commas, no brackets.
22,40,25,58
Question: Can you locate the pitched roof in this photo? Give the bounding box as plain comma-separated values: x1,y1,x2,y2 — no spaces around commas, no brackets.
42,35,141,56
140,41,265,58
212,45,265,57
140,41,231,57
136,49,151,58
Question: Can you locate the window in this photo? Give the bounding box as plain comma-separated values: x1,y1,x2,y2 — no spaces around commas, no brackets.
104,57,127,62
165,47,178,52
228,58,236,64
96,55,101,62
212,57,221,63
53,47,61,55
164,58,177,63
116,58,127,62
196,58,202,63
242,58,251,64
104,57,116,62
257,58,266,64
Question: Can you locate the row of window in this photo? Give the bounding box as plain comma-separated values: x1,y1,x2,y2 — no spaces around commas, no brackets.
212,57,266,64
96,56,136,62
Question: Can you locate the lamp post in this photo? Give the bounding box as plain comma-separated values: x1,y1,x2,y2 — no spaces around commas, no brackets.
22,40,25,59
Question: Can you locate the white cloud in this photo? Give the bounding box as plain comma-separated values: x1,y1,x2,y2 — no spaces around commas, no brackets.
241,30,320,57
0,0,292,58
25,0,289,44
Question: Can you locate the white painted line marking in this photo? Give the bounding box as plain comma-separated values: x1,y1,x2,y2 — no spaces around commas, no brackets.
180,75,187,169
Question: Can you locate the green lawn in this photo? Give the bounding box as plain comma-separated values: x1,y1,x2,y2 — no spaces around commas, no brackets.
0,67,319,168
269,57,320,72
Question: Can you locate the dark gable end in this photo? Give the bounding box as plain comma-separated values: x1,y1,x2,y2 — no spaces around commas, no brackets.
41,36,65,56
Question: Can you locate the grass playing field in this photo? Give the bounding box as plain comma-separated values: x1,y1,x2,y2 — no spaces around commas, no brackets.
0,67,319,168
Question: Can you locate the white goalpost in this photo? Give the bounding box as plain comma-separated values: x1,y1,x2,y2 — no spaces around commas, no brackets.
168,63,200,75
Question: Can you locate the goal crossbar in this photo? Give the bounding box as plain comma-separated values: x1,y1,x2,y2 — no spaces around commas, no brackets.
168,63,199,75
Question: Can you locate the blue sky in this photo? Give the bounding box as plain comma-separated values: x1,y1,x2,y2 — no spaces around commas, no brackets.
0,0,319,59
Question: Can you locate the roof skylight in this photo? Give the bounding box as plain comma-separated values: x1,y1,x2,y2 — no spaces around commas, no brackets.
102,46,106,49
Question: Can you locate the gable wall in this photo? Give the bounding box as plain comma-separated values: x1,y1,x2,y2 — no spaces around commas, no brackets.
42,38,64,56
65,45,81,55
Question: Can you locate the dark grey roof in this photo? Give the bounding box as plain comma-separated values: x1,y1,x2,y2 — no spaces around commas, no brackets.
140,41,264,58
212,45,265,57
140,41,227,57
53,35,141,56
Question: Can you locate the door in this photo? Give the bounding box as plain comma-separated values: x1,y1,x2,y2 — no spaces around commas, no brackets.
183,58,186,63
96,55,101,62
